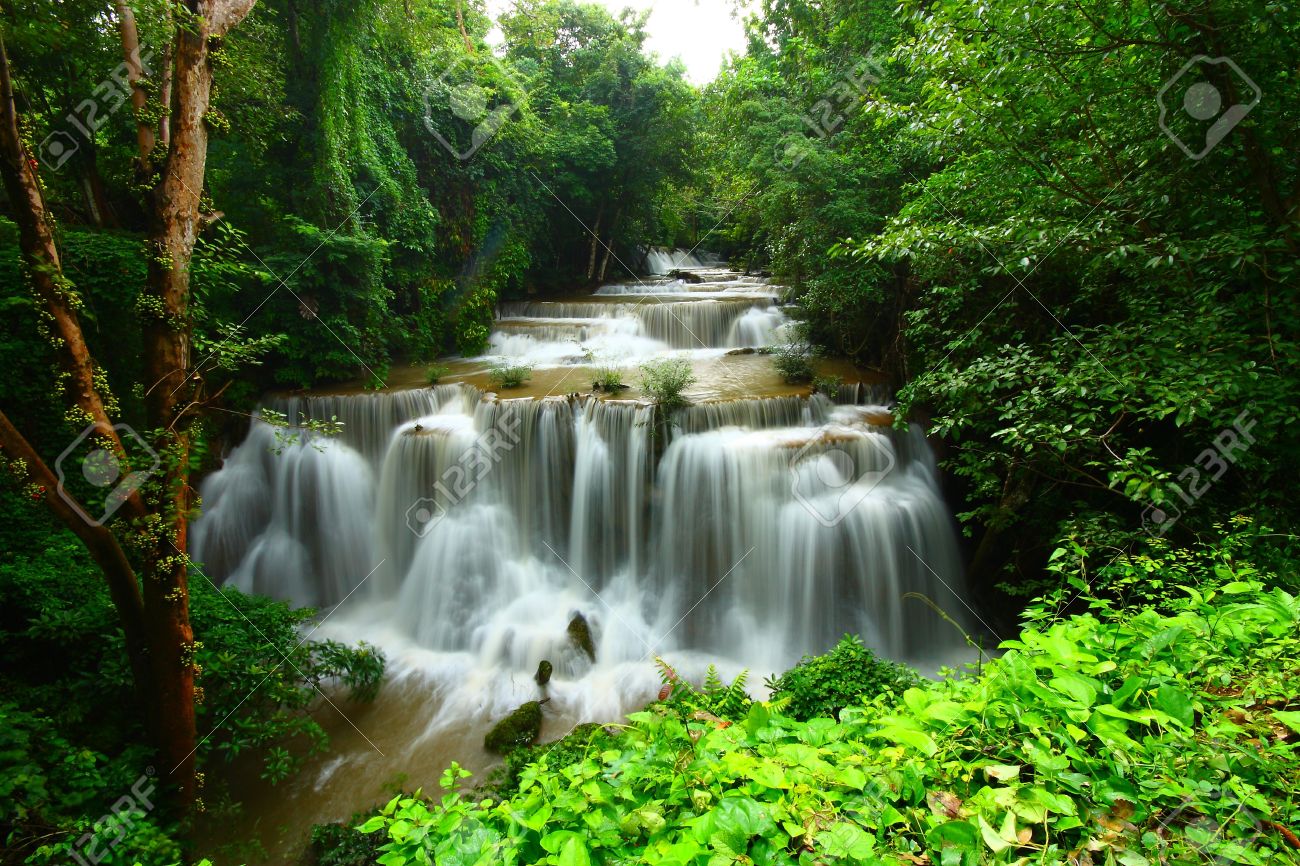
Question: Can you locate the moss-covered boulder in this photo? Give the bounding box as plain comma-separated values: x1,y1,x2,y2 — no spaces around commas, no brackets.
567,613,596,662
484,701,544,754
535,659,553,687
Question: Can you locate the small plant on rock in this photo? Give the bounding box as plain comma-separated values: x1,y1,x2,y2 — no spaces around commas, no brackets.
773,343,814,384
488,363,532,390
639,358,696,410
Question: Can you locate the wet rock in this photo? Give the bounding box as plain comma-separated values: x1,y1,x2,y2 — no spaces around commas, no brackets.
567,613,597,662
484,701,544,753
667,269,705,283
725,347,756,356
535,659,553,687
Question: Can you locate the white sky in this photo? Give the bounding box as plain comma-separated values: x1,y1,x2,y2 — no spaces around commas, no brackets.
486,0,751,85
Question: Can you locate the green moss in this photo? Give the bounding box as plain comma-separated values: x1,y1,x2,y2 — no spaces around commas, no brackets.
483,701,543,754
566,614,596,662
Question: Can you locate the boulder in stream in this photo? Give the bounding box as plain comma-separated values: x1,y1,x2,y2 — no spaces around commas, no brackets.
535,659,553,687
567,613,597,662
667,269,705,283
484,700,544,753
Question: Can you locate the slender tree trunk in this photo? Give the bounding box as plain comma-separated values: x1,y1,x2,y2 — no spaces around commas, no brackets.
597,207,622,282
78,144,116,228
0,34,142,504
586,204,604,281
114,0,156,166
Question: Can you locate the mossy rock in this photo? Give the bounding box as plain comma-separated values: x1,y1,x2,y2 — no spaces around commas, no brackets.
484,701,544,754
567,613,596,662
535,659,553,687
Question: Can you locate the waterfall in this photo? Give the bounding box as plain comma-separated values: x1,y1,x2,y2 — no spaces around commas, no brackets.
643,246,718,274
192,262,973,731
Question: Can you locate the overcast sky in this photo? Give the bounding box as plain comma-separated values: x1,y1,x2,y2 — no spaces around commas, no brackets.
487,0,752,85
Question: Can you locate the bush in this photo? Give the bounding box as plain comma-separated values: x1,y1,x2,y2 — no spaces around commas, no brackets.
639,358,696,410
591,365,627,391
772,343,814,383
813,374,843,398
425,363,451,385
488,363,532,389
766,634,920,721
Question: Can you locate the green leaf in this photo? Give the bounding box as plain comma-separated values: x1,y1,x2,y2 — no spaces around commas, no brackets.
870,726,938,755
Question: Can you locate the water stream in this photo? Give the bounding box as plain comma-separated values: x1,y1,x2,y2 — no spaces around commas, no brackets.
191,251,973,860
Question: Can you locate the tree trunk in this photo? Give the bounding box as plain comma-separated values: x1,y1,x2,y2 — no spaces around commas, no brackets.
0,33,142,511
585,204,604,281
597,207,622,282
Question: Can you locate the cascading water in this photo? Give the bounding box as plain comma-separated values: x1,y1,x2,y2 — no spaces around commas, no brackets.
192,259,973,747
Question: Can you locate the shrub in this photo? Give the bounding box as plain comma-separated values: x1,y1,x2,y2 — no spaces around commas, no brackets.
591,365,627,392
639,358,696,409
813,374,843,398
772,343,814,383
425,363,451,385
488,363,532,389
765,634,920,721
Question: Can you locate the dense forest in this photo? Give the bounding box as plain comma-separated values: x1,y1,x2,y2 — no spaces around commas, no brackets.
1,0,1297,863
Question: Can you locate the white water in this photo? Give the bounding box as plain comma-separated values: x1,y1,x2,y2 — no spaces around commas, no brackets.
490,267,789,364
192,261,972,734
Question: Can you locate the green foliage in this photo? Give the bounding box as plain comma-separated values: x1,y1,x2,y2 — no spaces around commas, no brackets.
656,659,754,722
591,365,627,392
0,503,386,855
309,817,388,866
639,358,696,410
483,723,614,801
812,374,842,398
425,364,452,385
766,634,921,722
349,529,1300,865
483,701,544,754
772,343,814,384
488,363,533,390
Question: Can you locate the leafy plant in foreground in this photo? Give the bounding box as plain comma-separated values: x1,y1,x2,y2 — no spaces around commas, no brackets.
766,633,920,721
